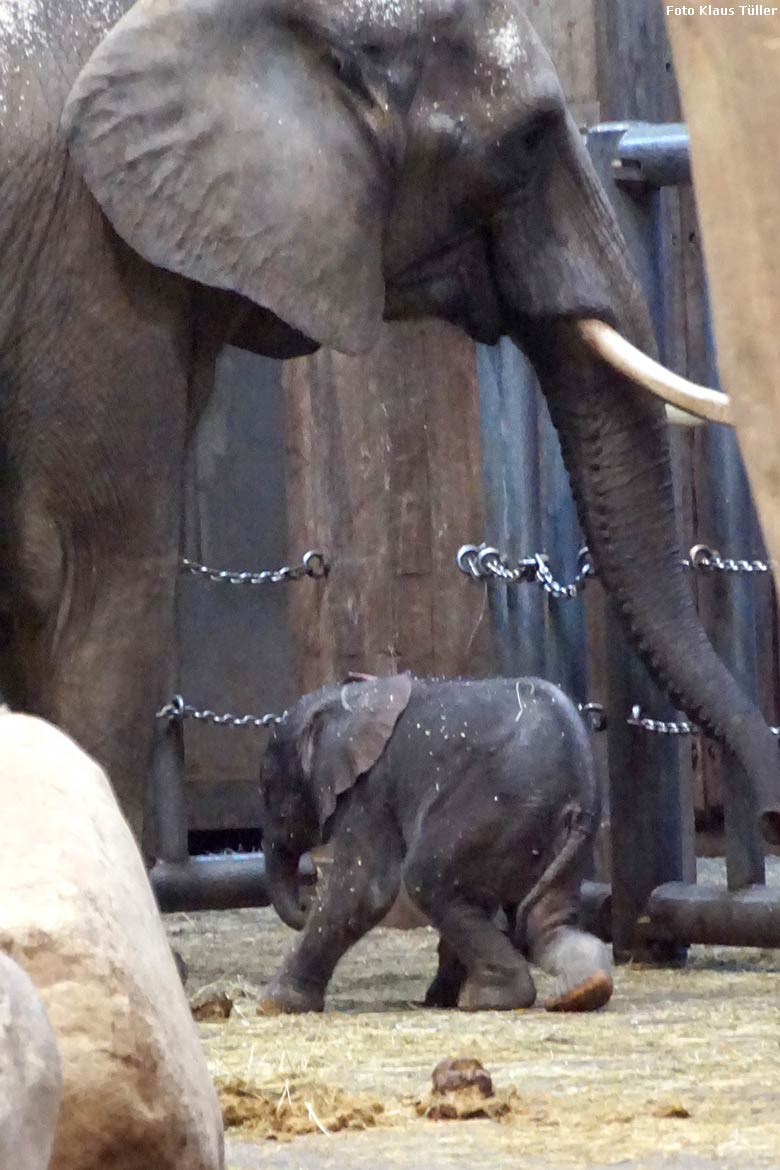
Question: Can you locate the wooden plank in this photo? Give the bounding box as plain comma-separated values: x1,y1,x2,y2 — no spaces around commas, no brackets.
178,347,295,828
284,321,491,694
667,11,780,843
665,12,780,607
595,0,681,122
518,0,600,124
425,323,493,678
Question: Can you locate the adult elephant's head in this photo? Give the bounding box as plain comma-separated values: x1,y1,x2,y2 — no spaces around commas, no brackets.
63,0,780,839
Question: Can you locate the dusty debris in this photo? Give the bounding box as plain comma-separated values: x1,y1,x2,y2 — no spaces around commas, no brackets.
189,977,266,1023
192,991,234,1022
652,1102,692,1119
416,1086,515,1122
218,1080,384,1141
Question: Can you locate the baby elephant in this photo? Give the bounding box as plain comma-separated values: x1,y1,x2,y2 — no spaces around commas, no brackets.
259,674,612,1014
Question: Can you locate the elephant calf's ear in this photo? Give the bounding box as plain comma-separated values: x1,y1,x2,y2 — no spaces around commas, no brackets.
61,0,387,354
314,675,412,826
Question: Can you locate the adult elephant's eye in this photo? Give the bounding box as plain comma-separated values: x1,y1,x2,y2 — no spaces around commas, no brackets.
329,47,375,105
520,111,557,155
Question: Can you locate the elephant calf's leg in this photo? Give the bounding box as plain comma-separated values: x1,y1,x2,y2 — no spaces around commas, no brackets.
261,825,403,1015
526,892,613,1012
423,937,467,1008
405,854,536,1011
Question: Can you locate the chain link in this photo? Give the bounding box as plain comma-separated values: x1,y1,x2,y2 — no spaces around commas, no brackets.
181,549,329,586
578,702,608,733
457,544,593,597
458,541,773,595
627,704,780,737
626,705,696,736
682,543,772,575
534,549,594,599
157,694,285,728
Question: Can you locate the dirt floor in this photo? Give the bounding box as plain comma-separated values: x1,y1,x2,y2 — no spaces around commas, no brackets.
166,862,780,1170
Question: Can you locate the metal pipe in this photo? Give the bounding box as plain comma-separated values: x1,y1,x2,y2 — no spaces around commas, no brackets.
149,708,189,865
614,123,691,188
579,881,612,942
697,306,766,891
151,852,317,913
647,882,780,948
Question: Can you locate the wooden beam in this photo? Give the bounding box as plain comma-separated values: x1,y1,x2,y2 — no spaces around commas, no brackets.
666,11,780,599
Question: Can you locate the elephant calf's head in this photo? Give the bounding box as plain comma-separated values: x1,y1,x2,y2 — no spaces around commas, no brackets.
260,674,411,928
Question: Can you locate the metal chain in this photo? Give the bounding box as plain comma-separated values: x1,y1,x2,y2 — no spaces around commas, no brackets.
180,549,329,586
157,694,285,728
626,705,696,736
627,704,780,737
534,549,594,599
457,544,593,597
682,543,772,575
458,541,772,594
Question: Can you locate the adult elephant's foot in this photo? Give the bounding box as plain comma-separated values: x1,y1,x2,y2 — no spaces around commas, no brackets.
257,974,325,1016
544,969,613,1013
457,963,537,1011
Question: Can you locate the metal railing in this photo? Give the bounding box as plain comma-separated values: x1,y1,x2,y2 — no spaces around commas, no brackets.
147,551,327,912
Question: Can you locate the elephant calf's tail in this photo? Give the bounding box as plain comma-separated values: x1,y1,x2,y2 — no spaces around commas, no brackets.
512,804,596,947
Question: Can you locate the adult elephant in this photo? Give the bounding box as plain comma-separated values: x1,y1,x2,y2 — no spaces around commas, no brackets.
0,0,777,851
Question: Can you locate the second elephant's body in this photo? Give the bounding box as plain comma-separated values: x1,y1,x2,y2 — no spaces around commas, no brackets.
260,674,612,1013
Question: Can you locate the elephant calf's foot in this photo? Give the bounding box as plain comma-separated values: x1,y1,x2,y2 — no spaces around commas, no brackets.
535,928,613,1013
543,969,613,1013
423,975,462,1009
458,964,536,1012
257,974,325,1016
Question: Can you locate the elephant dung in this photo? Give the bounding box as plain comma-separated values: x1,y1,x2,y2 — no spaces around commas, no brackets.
0,713,224,1170
0,951,61,1170
431,1057,494,1097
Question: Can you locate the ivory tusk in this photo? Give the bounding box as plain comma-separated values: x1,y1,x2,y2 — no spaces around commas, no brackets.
577,318,733,426
664,405,705,428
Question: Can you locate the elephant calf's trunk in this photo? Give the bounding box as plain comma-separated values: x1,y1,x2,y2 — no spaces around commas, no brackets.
266,845,308,931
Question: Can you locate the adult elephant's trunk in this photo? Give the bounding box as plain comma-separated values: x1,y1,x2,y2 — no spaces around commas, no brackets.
265,843,307,931
521,316,780,845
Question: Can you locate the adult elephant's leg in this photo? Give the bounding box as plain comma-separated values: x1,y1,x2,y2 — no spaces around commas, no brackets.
4,240,192,851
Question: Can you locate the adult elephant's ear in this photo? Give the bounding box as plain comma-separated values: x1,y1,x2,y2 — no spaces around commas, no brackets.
61,0,389,354
304,675,412,828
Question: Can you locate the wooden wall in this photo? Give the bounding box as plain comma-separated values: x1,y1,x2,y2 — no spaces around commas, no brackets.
283,322,492,691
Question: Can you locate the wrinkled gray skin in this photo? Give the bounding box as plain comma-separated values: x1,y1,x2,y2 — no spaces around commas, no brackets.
259,674,612,1012
0,0,778,852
